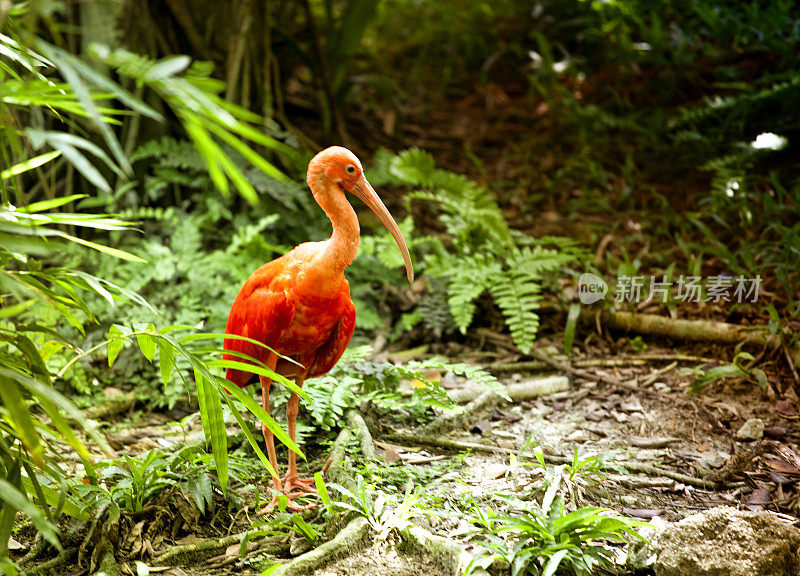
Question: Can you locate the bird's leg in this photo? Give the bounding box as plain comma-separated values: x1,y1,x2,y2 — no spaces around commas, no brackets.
282,374,316,495
260,371,315,513
260,353,282,493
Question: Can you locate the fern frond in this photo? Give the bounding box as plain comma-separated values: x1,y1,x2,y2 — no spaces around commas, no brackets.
132,137,206,172
489,268,543,355
513,245,573,275
389,147,437,186
413,358,509,401
445,253,502,333
417,287,456,337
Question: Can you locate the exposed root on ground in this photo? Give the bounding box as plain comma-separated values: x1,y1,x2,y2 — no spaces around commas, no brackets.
270,516,370,576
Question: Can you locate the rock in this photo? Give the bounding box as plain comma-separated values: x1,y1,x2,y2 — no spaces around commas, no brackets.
627,516,669,572
736,418,765,441
653,507,800,576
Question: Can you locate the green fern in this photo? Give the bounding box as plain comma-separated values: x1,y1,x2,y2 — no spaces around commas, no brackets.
379,148,581,353
132,137,207,172
488,268,542,355
444,252,502,333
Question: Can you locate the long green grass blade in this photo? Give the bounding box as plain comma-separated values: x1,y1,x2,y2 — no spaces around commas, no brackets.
0,478,61,549
0,150,61,180
195,369,229,491
0,377,43,463
216,378,304,459
223,395,278,479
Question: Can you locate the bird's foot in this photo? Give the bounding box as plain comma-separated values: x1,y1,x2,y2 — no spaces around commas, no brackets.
282,473,318,495
258,488,317,514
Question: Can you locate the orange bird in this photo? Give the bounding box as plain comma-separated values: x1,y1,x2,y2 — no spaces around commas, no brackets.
223,146,413,510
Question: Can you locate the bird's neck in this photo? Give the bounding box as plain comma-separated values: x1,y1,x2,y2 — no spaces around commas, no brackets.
319,186,360,278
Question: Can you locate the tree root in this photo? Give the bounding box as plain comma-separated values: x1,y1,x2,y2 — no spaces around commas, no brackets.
594,309,779,347
491,353,716,372
19,547,77,576
381,432,718,489
325,409,380,491
82,391,136,421
270,516,370,576
449,375,570,404
97,544,122,576
324,426,355,489
419,389,500,437
345,410,377,461
420,376,570,437
398,524,473,576
151,532,285,566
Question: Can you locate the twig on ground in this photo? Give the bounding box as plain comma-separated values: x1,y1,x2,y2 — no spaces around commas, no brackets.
449,375,570,404
381,432,718,489
629,436,681,448
639,361,679,387
784,344,800,387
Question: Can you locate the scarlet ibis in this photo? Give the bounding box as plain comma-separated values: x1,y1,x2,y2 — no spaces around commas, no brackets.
223,146,413,510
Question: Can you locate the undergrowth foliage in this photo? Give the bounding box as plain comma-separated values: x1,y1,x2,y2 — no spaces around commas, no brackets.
0,17,303,568
370,148,582,353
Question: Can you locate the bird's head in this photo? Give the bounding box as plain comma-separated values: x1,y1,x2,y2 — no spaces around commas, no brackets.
308,146,414,283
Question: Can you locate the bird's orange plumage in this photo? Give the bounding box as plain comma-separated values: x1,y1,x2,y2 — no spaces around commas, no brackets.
223,243,356,387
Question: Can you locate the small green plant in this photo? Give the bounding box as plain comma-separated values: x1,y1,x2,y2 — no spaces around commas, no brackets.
97,450,172,513
563,449,627,483
328,478,431,541
90,445,241,515
683,351,769,393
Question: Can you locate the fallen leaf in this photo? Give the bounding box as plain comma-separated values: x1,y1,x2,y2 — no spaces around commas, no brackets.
620,397,644,413
747,486,771,505
764,458,800,476
381,445,401,463
776,399,798,417
769,471,792,485
764,426,788,439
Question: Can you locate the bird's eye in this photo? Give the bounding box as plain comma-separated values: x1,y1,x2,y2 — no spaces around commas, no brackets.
345,165,356,174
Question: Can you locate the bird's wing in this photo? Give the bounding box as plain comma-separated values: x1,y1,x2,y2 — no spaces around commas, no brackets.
223,260,296,387
307,299,356,378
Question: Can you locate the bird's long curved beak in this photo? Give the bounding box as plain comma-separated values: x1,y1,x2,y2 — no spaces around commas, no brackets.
351,176,414,283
